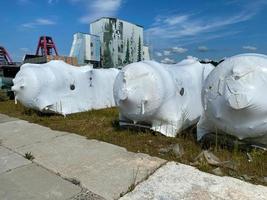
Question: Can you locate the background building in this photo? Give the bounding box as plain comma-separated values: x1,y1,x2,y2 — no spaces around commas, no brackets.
90,17,149,68
143,45,150,60
69,18,150,68
70,32,100,67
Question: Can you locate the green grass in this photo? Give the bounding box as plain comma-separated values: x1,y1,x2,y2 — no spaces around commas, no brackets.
0,100,266,186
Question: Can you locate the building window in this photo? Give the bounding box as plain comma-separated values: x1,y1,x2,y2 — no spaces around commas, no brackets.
90,42,93,47
91,51,93,56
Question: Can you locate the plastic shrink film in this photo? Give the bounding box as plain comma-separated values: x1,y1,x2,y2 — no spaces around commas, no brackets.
12,60,119,115
113,58,214,137
197,54,267,146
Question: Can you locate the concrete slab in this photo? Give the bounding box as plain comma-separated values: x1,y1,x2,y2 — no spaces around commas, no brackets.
18,134,165,200
0,114,19,124
0,146,31,174
121,162,267,200
0,120,68,149
0,164,81,200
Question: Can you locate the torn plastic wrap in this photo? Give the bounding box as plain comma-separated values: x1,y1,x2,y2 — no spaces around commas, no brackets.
12,60,119,115
113,59,214,137
197,54,267,146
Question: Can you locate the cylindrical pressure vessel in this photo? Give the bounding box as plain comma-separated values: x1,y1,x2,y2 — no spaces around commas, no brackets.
198,54,267,146
114,59,214,137
12,60,119,115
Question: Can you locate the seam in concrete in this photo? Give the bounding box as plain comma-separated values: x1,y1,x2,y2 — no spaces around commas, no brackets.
0,146,33,175
30,162,83,194
1,143,82,192
118,160,168,199
0,162,32,175
0,144,26,159
1,144,28,159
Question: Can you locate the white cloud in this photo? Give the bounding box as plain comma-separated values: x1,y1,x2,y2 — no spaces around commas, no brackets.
242,45,257,51
146,11,255,40
172,47,187,53
163,50,171,56
145,2,265,48
161,57,176,64
156,15,189,25
70,0,123,23
198,46,209,52
155,52,163,57
20,47,30,52
21,18,56,28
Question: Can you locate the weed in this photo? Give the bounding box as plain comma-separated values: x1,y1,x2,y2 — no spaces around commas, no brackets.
24,152,35,161
120,167,139,197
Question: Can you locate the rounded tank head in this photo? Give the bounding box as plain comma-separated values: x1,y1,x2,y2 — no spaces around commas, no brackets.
202,54,267,138
12,65,42,109
114,62,166,121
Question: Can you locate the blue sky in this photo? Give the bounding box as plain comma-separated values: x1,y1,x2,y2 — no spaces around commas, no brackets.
1,0,267,63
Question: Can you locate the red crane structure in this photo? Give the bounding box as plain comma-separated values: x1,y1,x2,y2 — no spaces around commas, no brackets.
23,35,77,65
35,36,59,56
0,46,13,65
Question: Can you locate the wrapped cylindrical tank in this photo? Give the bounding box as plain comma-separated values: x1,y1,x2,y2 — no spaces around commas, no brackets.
197,54,267,146
12,60,119,115
113,58,214,137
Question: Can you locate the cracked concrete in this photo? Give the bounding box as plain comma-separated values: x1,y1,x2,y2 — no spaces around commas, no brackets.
0,114,165,200
0,145,81,200
1,113,266,200
0,146,31,174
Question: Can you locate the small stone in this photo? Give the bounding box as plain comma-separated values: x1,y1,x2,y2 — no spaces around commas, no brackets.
203,150,221,166
241,174,252,181
159,146,172,154
190,161,200,166
212,167,224,176
246,152,253,162
264,177,267,183
194,151,205,162
172,144,184,158
221,160,237,171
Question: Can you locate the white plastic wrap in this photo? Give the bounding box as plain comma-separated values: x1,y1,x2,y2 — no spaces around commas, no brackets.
197,54,267,146
113,59,214,137
12,60,119,115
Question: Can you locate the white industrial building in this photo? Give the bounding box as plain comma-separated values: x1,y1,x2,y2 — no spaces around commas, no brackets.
70,18,150,68
90,17,150,68
143,46,150,60
69,32,101,67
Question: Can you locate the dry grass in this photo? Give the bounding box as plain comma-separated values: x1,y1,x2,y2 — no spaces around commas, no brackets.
0,100,266,186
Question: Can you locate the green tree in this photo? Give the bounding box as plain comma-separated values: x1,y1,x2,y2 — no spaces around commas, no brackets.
102,21,114,68
137,36,142,61
124,39,130,65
